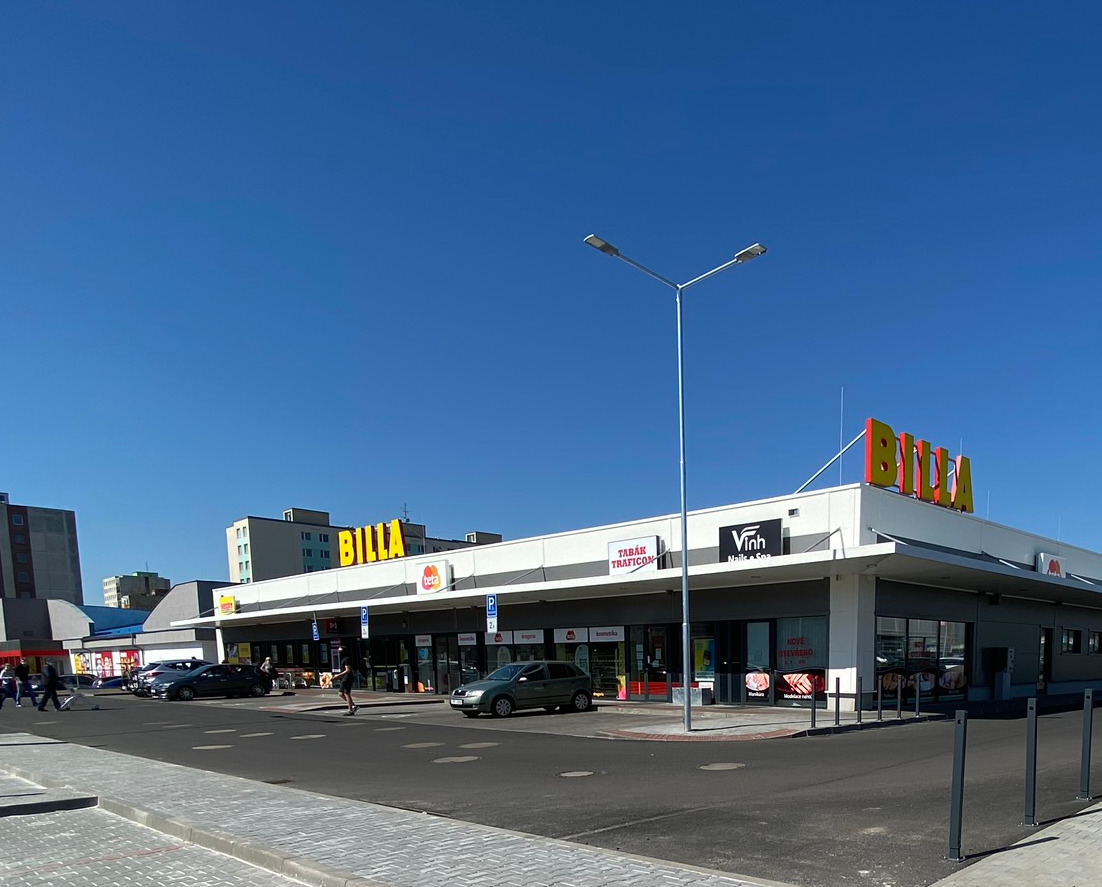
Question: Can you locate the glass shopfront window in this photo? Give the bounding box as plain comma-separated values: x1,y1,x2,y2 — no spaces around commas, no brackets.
877,616,969,702
774,616,827,707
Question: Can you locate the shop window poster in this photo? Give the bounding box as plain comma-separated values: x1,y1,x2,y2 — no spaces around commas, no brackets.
693,639,715,678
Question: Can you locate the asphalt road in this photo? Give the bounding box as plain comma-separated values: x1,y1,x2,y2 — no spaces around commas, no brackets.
2,693,1095,887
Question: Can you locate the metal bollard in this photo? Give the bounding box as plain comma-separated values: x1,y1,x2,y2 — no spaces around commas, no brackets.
915,677,921,718
835,676,841,726
810,682,817,730
856,675,863,726
1024,698,1038,827
948,710,968,862
1080,688,1094,800
897,681,903,720
877,680,883,722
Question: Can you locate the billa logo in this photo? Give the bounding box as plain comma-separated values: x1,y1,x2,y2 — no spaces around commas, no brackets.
1036,553,1065,578
338,519,407,567
1047,559,1061,575
864,418,974,513
565,629,577,641
494,633,504,643
421,565,441,592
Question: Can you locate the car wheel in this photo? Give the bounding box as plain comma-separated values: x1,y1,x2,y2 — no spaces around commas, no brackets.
176,686,196,701
568,690,591,713
490,696,514,718
462,711,480,719
247,683,265,697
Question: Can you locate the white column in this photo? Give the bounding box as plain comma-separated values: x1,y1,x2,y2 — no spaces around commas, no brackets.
827,573,877,711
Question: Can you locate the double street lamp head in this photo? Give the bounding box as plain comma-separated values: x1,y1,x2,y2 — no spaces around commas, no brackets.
585,234,768,268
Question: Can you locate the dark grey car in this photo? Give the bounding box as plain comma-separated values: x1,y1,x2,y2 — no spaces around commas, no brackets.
449,660,592,718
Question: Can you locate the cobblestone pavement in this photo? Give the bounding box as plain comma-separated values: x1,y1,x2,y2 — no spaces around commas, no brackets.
0,774,314,887
2,729,1101,887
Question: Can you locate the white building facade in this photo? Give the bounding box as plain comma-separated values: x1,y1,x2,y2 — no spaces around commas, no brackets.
184,462,1102,711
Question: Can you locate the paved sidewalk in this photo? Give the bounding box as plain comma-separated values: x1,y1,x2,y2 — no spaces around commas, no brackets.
2,728,1100,887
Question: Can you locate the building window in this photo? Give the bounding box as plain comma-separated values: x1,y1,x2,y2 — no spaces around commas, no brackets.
1090,632,1102,654
12,533,25,544
321,549,330,559
301,532,312,541
1062,629,1083,654
17,571,30,583
244,543,248,554
11,514,24,526
236,527,242,539
245,560,250,570
303,548,313,557
16,553,28,564
239,561,245,573
320,533,329,543
238,545,243,555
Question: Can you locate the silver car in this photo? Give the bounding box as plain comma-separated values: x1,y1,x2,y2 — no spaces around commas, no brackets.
449,660,592,718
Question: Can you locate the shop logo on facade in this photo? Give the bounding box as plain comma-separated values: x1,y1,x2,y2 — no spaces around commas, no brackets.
607,536,660,575
719,519,782,562
1036,553,1065,578
865,417,974,513
419,560,450,593
218,594,238,616
338,519,408,567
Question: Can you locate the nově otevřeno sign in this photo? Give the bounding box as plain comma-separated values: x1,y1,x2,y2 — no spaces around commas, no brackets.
608,536,660,575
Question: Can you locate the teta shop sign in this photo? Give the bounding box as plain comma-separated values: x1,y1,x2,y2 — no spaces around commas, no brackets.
719,519,782,562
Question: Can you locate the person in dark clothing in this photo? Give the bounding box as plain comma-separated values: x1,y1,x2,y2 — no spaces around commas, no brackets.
37,662,63,712
334,646,357,716
14,659,37,708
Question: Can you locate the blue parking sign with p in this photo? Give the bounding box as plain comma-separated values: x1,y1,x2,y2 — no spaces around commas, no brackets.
486,594,497,617
360,606,369,624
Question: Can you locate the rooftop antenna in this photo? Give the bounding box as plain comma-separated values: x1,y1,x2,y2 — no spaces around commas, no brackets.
838,387,844,484
401,502,411,522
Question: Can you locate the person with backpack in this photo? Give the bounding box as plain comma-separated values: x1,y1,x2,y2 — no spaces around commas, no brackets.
37,661,63,712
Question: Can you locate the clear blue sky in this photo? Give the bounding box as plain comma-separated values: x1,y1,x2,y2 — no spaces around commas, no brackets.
4,4,1101,605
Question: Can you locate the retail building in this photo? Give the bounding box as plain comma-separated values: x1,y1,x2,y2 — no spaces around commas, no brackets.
178,421,1102,710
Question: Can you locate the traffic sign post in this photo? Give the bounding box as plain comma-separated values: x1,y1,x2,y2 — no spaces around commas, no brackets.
486,594,498,632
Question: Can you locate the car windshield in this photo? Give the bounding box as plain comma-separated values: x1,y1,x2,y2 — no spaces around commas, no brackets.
485,663,528,682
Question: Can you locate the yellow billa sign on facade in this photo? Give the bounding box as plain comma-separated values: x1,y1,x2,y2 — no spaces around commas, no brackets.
338,519,407,567
864,417,974,513
219,594,238,616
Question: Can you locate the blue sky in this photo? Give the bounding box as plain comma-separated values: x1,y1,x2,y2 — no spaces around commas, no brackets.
4,4,1101,605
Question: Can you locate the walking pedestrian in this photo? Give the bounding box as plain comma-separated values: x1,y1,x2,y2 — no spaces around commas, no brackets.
0,663,11,710
37,661,63,712
334,646,357,716
260,656,277,694
14,659,38,708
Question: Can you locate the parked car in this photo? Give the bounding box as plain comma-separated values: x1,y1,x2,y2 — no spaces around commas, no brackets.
133,659,212,696
149,663,268,701
449,660,592,718
92,675,129,690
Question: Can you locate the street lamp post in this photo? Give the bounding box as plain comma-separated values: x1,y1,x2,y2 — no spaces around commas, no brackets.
583,234,767,732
